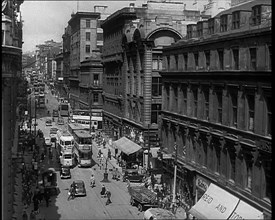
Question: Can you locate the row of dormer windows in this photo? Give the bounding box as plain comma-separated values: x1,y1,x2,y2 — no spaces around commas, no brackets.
187,5,270,39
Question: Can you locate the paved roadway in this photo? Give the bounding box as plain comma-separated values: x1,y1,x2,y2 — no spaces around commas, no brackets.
28,85,143,220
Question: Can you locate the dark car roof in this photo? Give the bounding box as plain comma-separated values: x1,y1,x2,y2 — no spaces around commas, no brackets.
74,180,84,184
61,167,70,172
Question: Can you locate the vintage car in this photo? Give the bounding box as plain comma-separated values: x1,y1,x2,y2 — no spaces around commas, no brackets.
60,167,71,179
123,169,144,183
73,180,86,196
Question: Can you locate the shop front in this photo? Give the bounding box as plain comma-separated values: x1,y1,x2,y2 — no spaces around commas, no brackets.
188,183,264,219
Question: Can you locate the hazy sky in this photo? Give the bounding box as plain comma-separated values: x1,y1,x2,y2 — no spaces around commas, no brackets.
21,0,199,53
21,1,141,52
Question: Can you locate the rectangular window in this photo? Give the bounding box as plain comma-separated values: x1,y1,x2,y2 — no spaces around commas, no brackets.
218,50,224,70
86,32,90,41
97,32,103,41
250,48,257,70
252,5,261,25
215,147,221,174
193,87,198,118
86,19,90,28
232,11,240,29
184,53,188,70
166,86,170,110
266,96,271,136
246,94,255,132
216,90,223,123
246,161,252,189
229,152,236,181
152,59,158,70
220,15,228,32
151,104,161,124
197,22,203,37
203,89,209,120
183,86,187,115
233,49,239,70
208,18,214,34
264,161,271,200
175,55,178,70
93,93,99,103
268,46,272,70
231,91,238,127
205,50,210,69
194,53,199,70
174,86,178,110
166,56,170,70
94,74,99,86
152,77,162,96
85,45,90,53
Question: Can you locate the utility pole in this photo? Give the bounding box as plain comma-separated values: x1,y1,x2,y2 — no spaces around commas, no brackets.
171,142,178,212
147,123,150,172
89,89,92,133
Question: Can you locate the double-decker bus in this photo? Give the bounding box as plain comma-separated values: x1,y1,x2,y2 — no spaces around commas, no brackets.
71,109,102,130
57,130,75,167
38,93,45,108
68,123,93,167
59,103,70,117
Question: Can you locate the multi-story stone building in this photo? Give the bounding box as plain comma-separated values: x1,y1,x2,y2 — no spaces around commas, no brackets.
62,25,71,92
160,0,271,218
67,12,100,109
54,52,65,98
2,0,24,219
101,1,202,169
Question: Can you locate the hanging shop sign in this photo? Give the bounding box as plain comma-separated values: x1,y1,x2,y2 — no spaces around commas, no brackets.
196,176,210,192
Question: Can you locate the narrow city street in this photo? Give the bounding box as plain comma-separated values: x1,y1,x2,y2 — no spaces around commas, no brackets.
25,86,142,219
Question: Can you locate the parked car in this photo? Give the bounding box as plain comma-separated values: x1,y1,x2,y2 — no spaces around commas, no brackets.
44,137,52,147
123,169,144,183
53,109,59,117
49,127,58,142
60,167,71,179
57,117,64,125
45,119,52,126
73,180,86,196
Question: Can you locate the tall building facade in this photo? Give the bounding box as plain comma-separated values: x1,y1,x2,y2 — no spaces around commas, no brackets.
160,0,271,218
62,25,71,93
101,1,202,169
67,12,100,109
2,0,24,219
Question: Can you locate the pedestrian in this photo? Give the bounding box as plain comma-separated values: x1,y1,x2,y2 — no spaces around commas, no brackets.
112,168,116,180
90,174,95,187
105,190,112,205
33,195,39,214
44,189,50,207
108,149,111,160
100,184,106,197
22,210,28,220
114,148,118,159
115,168,120,181
67,186,73,201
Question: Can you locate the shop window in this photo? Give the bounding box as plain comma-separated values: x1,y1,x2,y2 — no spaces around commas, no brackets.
232,11,240,29
250,48,257,70
205,50,210,70
251,5,261,26
218,49,224,70
229,151,236,182
194,53,199,70
152,77,162,96
232,49,239,70
215,146,221,174
220,15,228,32
184,53,188,70
246,94,255,132
86,19,90,28
86,32,90,41
151,104,161,124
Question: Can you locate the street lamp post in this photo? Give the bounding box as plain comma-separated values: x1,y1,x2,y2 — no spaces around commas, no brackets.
171,142,178,212
101,156,109,182
89,89,92,133
147,124,151,172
